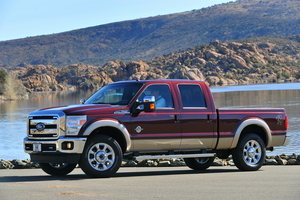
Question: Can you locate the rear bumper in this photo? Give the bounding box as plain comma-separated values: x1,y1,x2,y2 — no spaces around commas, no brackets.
283,136,290,146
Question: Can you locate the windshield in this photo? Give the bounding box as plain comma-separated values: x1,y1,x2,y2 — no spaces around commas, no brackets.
85,82,143,105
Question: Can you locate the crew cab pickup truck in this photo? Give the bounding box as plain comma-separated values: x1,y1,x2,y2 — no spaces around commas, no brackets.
24,79,290,177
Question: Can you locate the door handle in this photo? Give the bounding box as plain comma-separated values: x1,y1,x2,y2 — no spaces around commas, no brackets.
207,114,212,122
169,114,179,123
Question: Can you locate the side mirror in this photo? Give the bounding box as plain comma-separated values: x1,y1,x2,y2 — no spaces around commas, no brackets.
80,99,85,104
131,96,156,114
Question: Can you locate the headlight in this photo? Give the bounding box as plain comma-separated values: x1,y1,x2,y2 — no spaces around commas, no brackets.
66,115,87,135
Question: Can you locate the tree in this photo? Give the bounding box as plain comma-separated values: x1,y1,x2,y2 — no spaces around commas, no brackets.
0,69,6,84
3,71,23,100
0,69,7,94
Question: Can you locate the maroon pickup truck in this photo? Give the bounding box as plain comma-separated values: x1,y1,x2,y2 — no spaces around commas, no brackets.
24,79,289,177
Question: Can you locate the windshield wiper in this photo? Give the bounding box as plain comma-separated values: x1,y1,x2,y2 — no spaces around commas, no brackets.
92,102,108,104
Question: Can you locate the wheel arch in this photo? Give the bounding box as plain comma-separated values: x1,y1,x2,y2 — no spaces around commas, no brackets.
230,118,272,149
82,119,131,153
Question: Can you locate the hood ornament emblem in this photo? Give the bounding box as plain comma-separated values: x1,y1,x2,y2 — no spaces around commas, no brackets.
36,123,46,131
135,126,143,133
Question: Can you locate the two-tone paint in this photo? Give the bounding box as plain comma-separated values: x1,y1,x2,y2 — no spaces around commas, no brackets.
24,79,289,163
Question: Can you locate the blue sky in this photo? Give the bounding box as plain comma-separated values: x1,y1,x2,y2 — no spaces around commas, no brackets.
0,0,231,41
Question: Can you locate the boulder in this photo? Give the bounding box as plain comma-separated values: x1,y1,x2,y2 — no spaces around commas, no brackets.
228,54,250,70
264,159,278,165
0,159,14,169
158,160,171,167
191,57,206,66
204,50,222,60
212,158,223,166
185,68,205,80
287,159,299,165
169,66,204,80
206,76,221,85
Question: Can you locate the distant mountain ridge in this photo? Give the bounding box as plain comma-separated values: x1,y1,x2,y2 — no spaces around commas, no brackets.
1,0,300,67
3,36,299,95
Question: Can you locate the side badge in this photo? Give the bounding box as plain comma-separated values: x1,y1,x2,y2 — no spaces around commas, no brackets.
135,126,143,133
276,115,283,125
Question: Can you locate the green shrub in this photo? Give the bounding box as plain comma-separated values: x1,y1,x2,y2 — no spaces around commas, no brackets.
282,71,291,78
0,69,7,84
209,58,217,62
244,57,251,64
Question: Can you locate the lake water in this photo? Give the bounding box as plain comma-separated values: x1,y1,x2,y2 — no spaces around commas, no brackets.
0,82,299,160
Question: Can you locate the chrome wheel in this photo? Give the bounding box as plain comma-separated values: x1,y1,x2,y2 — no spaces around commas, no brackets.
195,158,210,164
243,140,262,166
88,143,115,171
184,157,214,170
80,135,122,178
49,163,68,169
232,133,266,171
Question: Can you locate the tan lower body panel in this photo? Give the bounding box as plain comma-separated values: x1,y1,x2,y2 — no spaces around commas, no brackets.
133,138,180,151
271,135,287,147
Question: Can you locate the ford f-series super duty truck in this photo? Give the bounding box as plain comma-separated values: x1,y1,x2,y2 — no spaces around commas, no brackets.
24,79,290,177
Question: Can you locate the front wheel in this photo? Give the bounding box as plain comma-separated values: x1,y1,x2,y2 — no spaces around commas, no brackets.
232,133,266,171
39,163,77,176
184,157,214,170
79,135,122,178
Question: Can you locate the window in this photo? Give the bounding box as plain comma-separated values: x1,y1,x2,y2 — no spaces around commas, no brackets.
138,84,174,108
85,83,143,105
178,84,206,108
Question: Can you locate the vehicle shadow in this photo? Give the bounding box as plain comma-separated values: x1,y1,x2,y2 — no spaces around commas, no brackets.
114,167,241,178
0,167,243,183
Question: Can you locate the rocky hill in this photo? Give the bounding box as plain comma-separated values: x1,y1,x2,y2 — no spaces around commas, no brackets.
1,0,300,67
2,36,299,94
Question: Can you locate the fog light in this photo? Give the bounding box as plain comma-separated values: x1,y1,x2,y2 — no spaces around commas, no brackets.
62,142,74,150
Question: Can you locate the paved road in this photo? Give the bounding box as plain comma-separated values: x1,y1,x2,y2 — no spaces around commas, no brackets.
0,166,299,200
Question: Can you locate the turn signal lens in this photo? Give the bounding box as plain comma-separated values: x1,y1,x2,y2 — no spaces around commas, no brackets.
285,115,289,130
150,103,155,109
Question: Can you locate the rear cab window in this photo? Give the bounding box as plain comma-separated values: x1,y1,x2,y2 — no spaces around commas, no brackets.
178,84,207,109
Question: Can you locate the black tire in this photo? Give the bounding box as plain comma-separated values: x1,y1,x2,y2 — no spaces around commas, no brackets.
79,135,122,178
39,163,77,176
184,157,214,170
232,133,266,171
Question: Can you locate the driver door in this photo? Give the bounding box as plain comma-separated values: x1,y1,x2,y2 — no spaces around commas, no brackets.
129,84,181,151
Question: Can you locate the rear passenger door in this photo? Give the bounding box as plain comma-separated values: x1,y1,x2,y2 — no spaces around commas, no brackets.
177,83,217,150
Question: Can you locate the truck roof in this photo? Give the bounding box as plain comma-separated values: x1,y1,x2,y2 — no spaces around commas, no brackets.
113,79,206,84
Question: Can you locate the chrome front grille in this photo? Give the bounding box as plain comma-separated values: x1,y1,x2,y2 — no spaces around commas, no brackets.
28,114,64,139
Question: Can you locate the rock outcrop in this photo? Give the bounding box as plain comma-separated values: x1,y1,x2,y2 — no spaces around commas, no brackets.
3,40,300,92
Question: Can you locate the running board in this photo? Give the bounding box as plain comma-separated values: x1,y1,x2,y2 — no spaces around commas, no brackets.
135,153,215,161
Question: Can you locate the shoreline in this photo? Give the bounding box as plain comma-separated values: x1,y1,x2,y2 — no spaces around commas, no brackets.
1,154,299,169
1,81,299,103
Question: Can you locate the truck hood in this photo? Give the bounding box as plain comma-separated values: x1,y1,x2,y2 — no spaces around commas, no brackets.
34,104,128,115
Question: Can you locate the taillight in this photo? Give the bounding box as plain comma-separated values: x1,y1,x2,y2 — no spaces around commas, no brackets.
285,115,289,130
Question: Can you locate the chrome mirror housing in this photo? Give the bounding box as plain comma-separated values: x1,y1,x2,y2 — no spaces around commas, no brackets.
79,99,85,104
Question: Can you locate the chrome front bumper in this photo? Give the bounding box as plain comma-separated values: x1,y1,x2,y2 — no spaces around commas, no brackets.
24,136,87,154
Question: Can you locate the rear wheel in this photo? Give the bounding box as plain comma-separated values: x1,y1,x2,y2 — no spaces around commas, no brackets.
79,135,122,178
184,157,214,170
232,133,266,171
39,163,77,176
